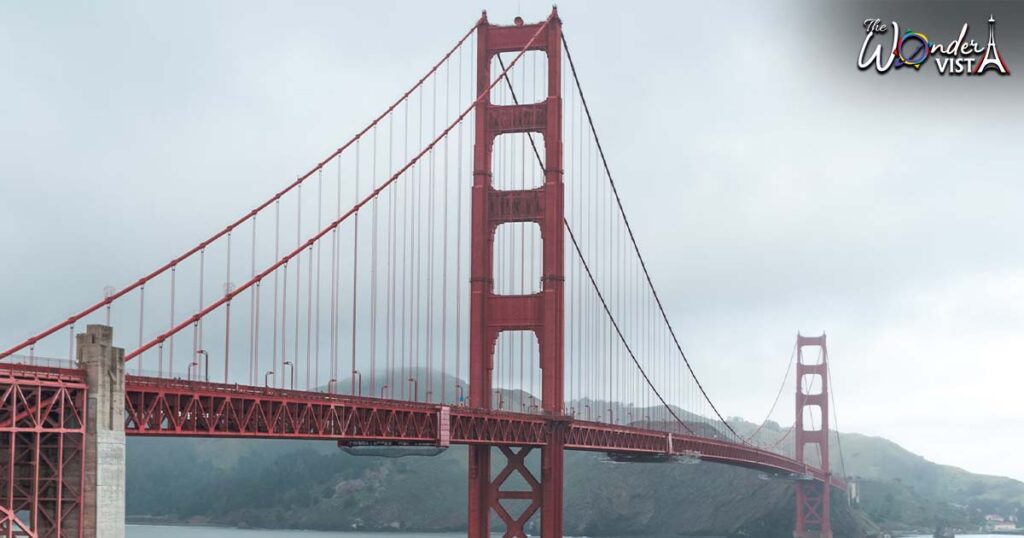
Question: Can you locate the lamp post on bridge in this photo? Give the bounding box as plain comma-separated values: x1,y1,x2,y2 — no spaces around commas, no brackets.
352,370,361,396
283,361,295,390
408,377,418,402
264,370,274,387
196,349,209,382
380,384,389,399
327,378,337,394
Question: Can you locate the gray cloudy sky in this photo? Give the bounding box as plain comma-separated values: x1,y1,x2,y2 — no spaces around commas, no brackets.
2,1,1022,481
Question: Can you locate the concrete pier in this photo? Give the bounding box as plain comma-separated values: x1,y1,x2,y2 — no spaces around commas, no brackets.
77,325,126,538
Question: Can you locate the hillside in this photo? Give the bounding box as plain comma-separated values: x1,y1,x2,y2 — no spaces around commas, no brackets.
127,438,872,536
124,434,1023,536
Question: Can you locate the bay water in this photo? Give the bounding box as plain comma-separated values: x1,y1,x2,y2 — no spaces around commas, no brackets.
125,526,1012,538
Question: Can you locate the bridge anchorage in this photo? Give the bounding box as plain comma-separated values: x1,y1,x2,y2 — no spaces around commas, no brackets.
0,8,847,538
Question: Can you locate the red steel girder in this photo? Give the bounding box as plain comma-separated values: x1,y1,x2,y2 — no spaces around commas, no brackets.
0,365,846,538
125,376,440,443
0,365,87,538
122,376,845,491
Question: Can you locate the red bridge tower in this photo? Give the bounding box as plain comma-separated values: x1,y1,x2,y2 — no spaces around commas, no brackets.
468,8,565,538
794,333,833,538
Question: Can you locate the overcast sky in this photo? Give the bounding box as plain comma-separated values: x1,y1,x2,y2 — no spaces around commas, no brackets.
1,1,1022,481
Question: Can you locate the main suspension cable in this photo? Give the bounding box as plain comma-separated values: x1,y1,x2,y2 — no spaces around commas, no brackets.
827,352,848,478
561,31,742,440
565,224,696,434
744,340,798,443
0,19,483,362
124,14,555,363
494,55,695,434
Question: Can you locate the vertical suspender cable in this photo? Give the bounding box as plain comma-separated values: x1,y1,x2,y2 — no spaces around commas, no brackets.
401,99,410,399
454,42,465,402
253,279,261,386
441,58,451,404
281,259,289,388
314,170,323,390
169,265,176,377
426,76,436,402
519,58,528,411
415,86,424,399
827,355,848,477
294,185,302,387
351,139,361,395
562,32,742,440
198,248,205,360
332,156,342,391
225,231,232,382
388,113,397,396
249,216,257,384
137,284,145,375
272,201,280,383
370,126,379,397
305,241,314,389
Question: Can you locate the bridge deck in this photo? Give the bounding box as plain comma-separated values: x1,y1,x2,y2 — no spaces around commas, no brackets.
0,364,843,489
121,374,844,490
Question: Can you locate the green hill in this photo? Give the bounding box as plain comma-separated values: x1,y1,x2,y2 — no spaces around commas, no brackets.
127,438,873,536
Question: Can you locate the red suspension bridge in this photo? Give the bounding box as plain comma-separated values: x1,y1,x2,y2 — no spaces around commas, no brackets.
0,9,846,538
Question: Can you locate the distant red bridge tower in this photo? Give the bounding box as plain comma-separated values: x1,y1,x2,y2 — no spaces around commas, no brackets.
795,334,833,538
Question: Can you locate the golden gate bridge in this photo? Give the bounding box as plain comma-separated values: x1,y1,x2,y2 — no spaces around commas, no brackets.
0,9,844,538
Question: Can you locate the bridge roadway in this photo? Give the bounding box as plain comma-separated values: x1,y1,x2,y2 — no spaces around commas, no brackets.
90,368,839,490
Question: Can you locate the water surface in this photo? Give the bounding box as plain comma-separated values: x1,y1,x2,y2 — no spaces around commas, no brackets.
127,527,466,538
126,526,1013,538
